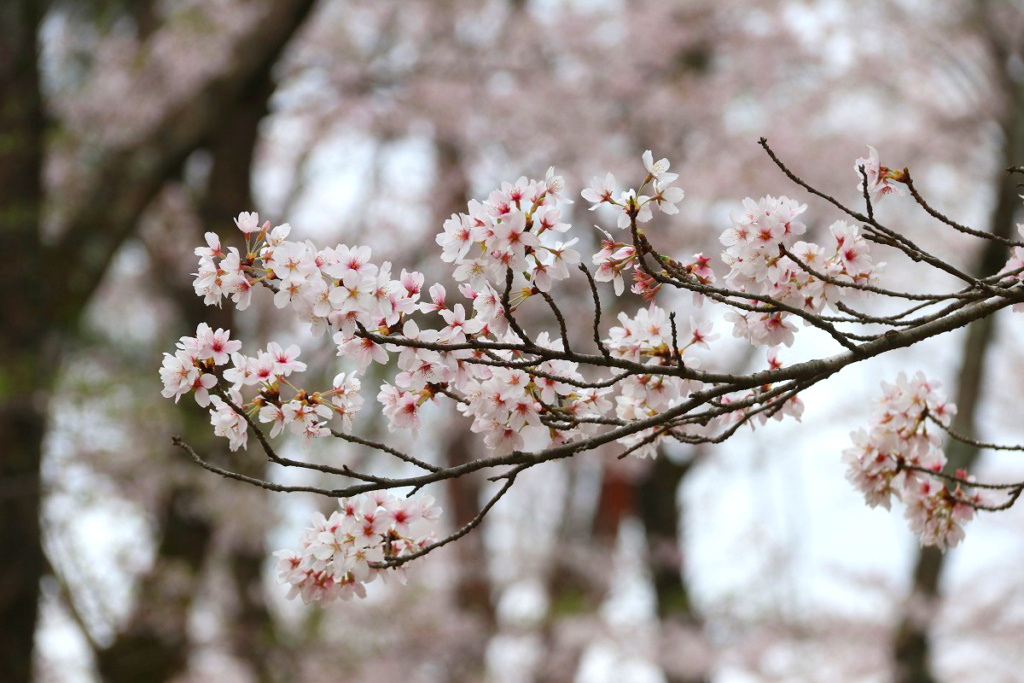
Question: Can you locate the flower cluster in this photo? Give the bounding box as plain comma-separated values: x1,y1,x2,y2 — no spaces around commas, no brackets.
582,150,685,225
436,168,579,297
842,372,987,551
159,320,366,450
159,323,239,405
274,493,441,604
583,151,687,297
603,306,705,457
720,197,883,347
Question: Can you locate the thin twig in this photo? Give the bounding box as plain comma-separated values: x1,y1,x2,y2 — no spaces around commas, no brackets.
579,263,611,359
904,169,1022,248
539,289,572,353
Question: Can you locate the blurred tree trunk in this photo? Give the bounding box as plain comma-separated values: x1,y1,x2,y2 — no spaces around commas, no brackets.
208,79,281,683
433,137,499,680
434,138,493,616
892,54,1024,683
92,484,214,682
47,0,318,326
539,347,710,683
95,72,279,683
443,425,497,623
639,460,694,621
577,266,711,683
0,2,47,681
0,1,318,679
586,450,710,683
129,0,161,41
637,454,708,683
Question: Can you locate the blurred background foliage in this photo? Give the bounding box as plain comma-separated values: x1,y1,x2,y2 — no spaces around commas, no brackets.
3,0,1024,681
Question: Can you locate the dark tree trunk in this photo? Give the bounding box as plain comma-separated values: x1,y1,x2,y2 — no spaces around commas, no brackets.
637,456,698,624
1,1,319,678
637,455,708,683
443,426,497,623
207,77,281,683
0,2,48,681
93,486,214,681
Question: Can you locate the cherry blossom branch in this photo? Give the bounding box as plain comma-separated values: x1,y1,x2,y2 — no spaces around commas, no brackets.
777,245,961,302
363,285,1023,400
160,144,1024,602
630,220,865,351
668,312,684,369
174,288,1024,500
758,136,872,223
765,138,992,292
858,163,876,222
211,388,397,484
171,436,356,497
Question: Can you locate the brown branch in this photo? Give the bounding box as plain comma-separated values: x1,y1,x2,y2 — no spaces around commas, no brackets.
899,462,1024,513
579,263,611,359
904,169,1023,248
502,267,535,346
926,413,1024,452
330,429,443,473
762,138,995,293
538,289,572,353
